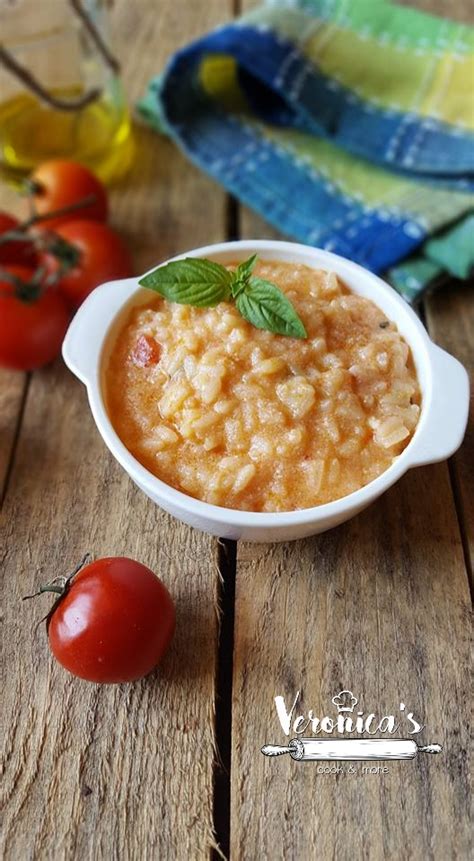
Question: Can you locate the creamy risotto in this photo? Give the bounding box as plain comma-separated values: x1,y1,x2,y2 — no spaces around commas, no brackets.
105,261,421,512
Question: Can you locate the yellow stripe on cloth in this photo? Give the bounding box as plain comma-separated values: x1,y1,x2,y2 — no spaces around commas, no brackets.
199,55,249,113
256,123,474,228
303,25,474,128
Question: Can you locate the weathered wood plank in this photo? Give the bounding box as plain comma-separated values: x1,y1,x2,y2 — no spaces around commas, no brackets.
2,403,221,859
232,469,471,859
0,371,28,501
425,285,473,575
1,1,231,858
233,92,471,861
111,0,231,271
392,0,473,592
398,0,472,22
0,186,31,501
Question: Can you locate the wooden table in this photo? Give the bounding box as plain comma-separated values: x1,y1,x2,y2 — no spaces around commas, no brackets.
1,1,472,858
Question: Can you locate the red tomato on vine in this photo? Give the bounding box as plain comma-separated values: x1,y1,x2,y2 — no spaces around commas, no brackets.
0,265,69,371
29,160,108,228
41,220,133,307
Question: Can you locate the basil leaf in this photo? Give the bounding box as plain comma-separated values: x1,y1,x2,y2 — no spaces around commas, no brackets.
234,253,257,285
230,254,258,298
139,258,232,307
139,255,308,339
236,277,307,339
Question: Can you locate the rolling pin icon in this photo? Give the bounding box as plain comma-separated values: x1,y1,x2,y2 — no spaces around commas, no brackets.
261,738,442,761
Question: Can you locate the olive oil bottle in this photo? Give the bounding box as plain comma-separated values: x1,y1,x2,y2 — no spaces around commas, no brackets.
0,1,133,185
0,87,133,184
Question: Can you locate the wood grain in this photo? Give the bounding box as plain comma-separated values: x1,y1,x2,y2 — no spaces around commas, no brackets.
425,285,474,577
0,187,31,502
0,371,28,501
232,0,472,843
231,467,471,860
1,0,472,859
413,0,474,568
1,1,231,859
232,211,472,861
398,0,472,23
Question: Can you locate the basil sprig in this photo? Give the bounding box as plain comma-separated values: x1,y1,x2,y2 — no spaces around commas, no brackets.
139,254,307,339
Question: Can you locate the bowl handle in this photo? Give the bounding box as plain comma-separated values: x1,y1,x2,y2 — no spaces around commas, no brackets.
62,277,139,385
409,344,469,467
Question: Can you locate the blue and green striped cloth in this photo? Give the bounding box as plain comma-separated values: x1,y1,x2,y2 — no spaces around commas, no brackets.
139,0,474,301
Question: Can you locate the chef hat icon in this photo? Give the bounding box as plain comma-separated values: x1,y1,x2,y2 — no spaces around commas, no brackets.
332,690,358,713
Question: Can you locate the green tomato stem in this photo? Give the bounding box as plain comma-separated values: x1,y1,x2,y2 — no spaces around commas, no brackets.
22,554,91,602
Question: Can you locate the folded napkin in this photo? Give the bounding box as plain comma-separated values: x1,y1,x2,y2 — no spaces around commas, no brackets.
139,0,474,301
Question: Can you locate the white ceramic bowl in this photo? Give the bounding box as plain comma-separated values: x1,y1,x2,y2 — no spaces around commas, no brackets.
62,240,469,542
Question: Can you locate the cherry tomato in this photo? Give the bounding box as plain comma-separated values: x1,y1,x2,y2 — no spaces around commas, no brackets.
0,265,69,370
30,160,108,228
42,219,133,307
0,211,36,266
47,557,175,683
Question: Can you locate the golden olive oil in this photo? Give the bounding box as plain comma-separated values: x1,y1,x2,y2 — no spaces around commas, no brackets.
0,87,133,185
